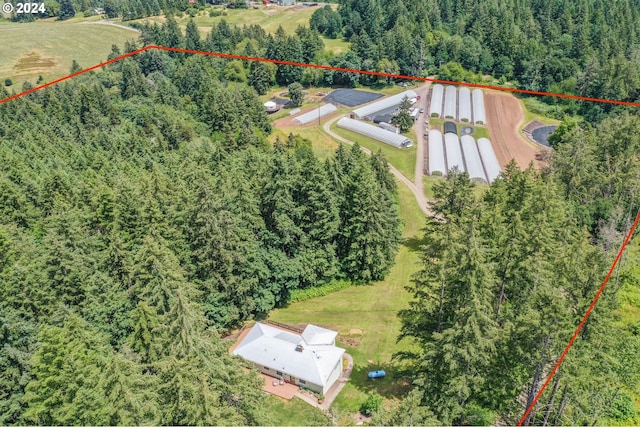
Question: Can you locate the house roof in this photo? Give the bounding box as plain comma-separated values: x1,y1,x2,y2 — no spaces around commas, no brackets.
232,323,345,387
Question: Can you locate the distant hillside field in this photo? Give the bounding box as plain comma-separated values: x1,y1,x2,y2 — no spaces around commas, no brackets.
136,5,328,35
0,21,138,87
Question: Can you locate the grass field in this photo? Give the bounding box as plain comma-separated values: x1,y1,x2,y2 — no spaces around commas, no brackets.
0,21,137,87
136,4,333,35
269,178,425,417
262,395,330,426
330,123,416,182
269,125,339,160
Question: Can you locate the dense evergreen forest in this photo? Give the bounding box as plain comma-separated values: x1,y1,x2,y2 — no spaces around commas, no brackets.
0,20,402,424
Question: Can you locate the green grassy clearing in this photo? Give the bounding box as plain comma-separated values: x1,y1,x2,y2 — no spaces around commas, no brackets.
0,21,137,87
262,395,331,426
269,125,339,160
269,179,425,416
136,4,332,35
519,97,562,129
322,36,350,55
330,123,416,182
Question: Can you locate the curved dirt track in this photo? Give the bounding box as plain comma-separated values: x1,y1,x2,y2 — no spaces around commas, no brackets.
323,115,432,216
485,91,541,169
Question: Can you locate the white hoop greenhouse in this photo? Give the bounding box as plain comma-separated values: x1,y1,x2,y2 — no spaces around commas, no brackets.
429,84,444,118
428,129,446,176
337,117,413,148
459,87,472,123
444,86,457,120
444,132,465,172
477,138,501,183
460,135,487,183
292,104,337,125
472,89,486,125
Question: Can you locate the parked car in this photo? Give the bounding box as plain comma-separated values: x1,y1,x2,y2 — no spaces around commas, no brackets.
419,108,424,113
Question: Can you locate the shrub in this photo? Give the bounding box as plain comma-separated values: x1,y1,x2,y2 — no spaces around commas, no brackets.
4,78,12,87
289,280,352,302
360,393,383,417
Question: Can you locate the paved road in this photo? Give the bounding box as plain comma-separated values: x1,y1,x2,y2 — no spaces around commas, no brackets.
323,115,432,216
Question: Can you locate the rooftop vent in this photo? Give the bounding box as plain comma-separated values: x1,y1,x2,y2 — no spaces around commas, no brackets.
295,344,304,352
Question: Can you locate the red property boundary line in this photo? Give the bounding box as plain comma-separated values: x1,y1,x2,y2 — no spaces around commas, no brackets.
1,45,640,422
518,209,640,425
2,45,640,107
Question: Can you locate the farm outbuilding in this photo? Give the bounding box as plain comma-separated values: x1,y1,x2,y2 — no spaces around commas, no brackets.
429,84,444,118
444,121,457,135
461,135,487,183
472,89,486,125
337,117,413,148
351,90,417,120
232,322,345,395
264,101,278,113
292,104,337,125
428,129,446,176
459,87,472,122
444,85,457,119
444,132,465,173
477,138,501,183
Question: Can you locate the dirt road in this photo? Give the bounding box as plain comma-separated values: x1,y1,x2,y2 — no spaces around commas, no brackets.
412,81,432,199
323,115,432,216
485,91,541,169
82,21,140,33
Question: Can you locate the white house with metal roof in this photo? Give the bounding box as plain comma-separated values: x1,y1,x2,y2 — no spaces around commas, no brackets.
232,322,345,395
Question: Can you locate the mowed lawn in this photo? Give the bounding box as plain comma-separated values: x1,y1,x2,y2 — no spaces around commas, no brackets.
0,21,137,87
268,177,426,415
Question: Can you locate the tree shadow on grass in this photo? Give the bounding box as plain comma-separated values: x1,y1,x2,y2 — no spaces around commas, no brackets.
348,360,412,400
403,235,427,253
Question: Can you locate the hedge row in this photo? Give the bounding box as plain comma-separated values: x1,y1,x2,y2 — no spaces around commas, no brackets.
289,280,352,303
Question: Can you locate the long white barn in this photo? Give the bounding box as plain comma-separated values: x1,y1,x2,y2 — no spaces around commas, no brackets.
351,90,417,120
337,117,413,148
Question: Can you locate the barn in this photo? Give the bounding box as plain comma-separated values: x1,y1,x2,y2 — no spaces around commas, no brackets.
232,323,345,395
337,117,413,148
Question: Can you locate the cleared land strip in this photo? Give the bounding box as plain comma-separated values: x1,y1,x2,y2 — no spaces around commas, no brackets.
323,115,432,216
